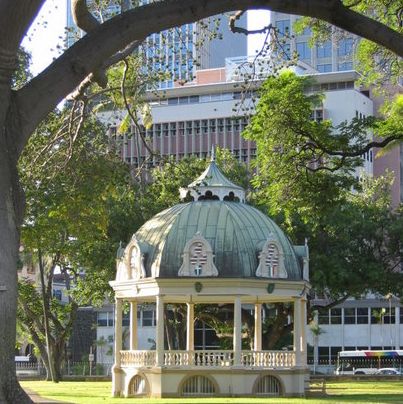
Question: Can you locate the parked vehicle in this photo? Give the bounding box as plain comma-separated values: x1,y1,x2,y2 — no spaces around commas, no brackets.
335,350,403,375
376,368,401,375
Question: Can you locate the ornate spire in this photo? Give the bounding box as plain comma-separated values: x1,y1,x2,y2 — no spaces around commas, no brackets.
179,151,245,203
210,145,216,162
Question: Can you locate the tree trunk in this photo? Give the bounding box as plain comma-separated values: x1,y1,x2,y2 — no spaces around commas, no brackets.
0,125,31,402
37,249,57,382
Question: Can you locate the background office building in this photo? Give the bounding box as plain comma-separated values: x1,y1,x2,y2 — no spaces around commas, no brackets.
104,58,373,178
66,0,247,88
271,11,355,73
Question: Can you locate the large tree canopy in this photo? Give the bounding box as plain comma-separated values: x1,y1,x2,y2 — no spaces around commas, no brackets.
0,1,402,402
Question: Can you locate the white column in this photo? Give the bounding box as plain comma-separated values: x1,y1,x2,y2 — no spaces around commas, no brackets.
395,306,400,350
254,303,262,351
112,298,123,397
293,298,302,366
233,297,242,366
156,296,164,366
186,303,194,351
130,301,138,351
301,297,307,364
114,298,123,366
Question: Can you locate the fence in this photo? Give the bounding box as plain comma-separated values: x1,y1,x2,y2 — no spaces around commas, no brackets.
16,361,113,377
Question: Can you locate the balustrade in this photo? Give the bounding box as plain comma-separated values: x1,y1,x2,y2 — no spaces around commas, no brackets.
119,349,295,368
120,350,156,367
241,351,295,367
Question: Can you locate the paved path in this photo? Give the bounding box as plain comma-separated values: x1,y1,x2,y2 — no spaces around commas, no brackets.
24,388,71,404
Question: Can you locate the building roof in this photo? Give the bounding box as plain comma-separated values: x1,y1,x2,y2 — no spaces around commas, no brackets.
135,201,302,280
188,152,243,191
188,159,243,191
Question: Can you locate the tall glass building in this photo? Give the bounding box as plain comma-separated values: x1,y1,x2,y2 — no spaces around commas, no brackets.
271,11,355,73
66,0,247,88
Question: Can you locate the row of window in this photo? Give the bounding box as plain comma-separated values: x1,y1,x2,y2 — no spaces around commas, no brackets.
318,307,400,325
310,109,324,122
363,150,373,163
152,78,354,108
306,81,355,92
97,309,156,327
275,19,354,57
153,91,254,106
125,149,256,166
317,62,353,73
111,117,250,138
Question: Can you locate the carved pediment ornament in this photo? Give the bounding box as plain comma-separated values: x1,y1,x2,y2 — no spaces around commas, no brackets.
256,236,287,279
179,232,218,277
115,234,146,281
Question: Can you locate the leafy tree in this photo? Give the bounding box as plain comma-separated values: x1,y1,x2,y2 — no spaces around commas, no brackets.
245,72,402,219
17,112,131,382
245,72,403,302
0,1,402,401
142,147,249,213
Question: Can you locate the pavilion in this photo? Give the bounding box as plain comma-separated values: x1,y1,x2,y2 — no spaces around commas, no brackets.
109,154,310,397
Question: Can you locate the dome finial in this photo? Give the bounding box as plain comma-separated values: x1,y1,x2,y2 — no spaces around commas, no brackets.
179,146,246,202
211,145,216,162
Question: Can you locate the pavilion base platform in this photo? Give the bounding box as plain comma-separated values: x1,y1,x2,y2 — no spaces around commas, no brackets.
112,350,309,398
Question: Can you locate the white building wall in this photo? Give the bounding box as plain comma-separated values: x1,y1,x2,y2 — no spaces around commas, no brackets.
152,99,238,122
307,300,403,371
323,88,374,176
95,307,156,364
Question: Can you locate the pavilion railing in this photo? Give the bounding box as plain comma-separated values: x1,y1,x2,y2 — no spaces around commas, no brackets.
120,349,296,368
241,350,295,368
120,350,156,367
164,350,234,367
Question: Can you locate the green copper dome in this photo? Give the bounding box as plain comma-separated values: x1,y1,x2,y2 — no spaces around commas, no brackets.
134,201,302,280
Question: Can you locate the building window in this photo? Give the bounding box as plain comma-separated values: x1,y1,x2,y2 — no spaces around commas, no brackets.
338,62,353,71
318,309,329,325
357,308,369,324
53,289,62,301
317,64,332,73
97,312,113,327
338,38,354,57
343,307,369,324
344,308,356,324
330,308,342,324
296,42,311,61
275,19,290,36
331,346,342,363
283,43,291,59
384,307,395,324
318,346,330,363
310,109,323,122
371,308,386,324
142,309,156,327
168,97,178,105
317,41,332,58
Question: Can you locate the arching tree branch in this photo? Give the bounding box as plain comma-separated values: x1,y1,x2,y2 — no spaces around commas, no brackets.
15,0,403,155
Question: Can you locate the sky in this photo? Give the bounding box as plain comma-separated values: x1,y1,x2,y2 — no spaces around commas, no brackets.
22,0,67,76
22,1,270,76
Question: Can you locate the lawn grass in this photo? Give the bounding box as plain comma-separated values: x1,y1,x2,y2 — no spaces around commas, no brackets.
20,380,403,404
